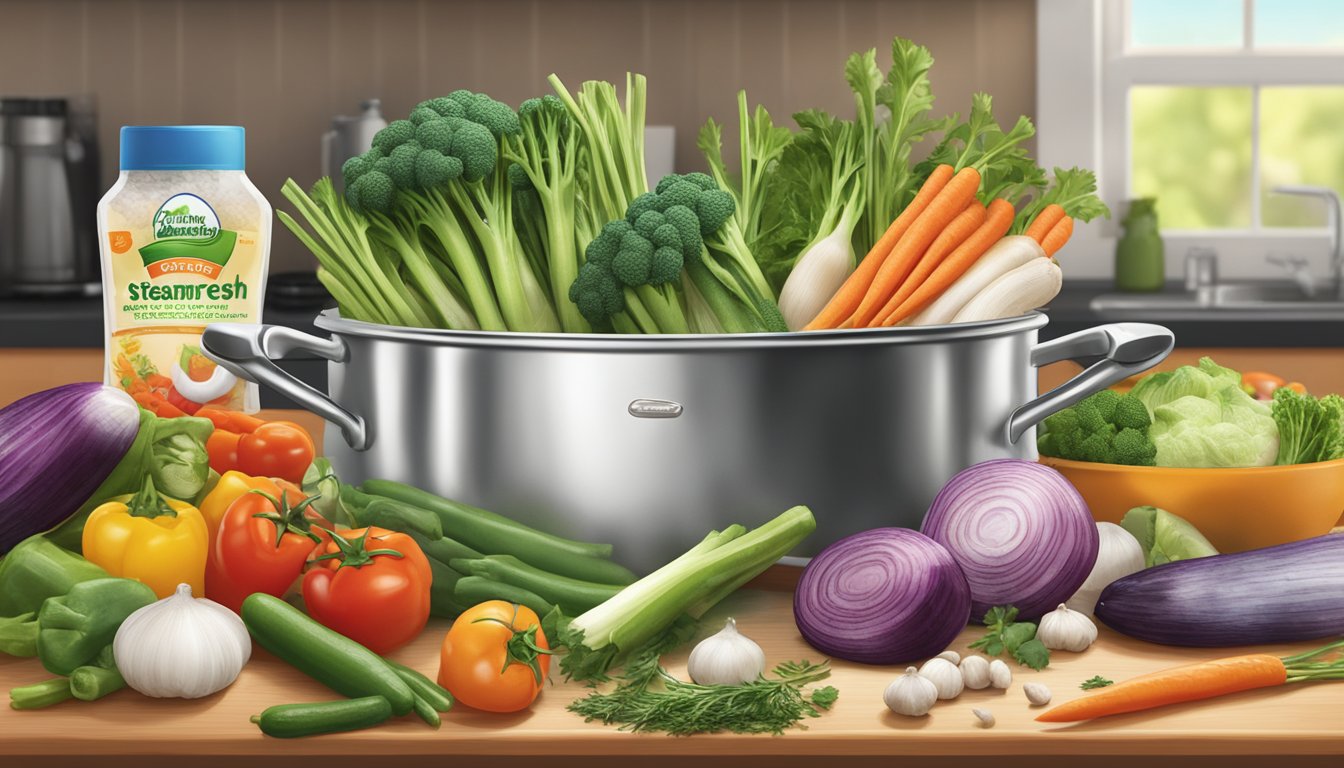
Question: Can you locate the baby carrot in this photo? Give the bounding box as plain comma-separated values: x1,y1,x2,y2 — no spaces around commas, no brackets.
1038,639,1344,724
1024,203,1065,243
878,198,1016,327
1041,215,1074,257
803,164,954,331
844,166,982,328
866,201,986,328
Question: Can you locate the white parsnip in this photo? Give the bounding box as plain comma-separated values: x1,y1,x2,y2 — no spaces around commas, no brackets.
778,204,860,331
950,257,1062,324
908,235,1044,326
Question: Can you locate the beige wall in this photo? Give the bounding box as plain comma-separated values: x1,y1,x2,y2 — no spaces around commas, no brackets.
0,0,1036,273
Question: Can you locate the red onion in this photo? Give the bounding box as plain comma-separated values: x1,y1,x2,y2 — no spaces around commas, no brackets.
921,459,1098,621
793,528,971,665
0,383,140,553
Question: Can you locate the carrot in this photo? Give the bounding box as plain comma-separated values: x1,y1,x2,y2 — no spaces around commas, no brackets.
196,406,267,433
132,390,186,418
1040,215,1074,257
843,166,982,328
878,198,1016,326
803,164,954,330
1024,203,1065,243
865,201,986,327
1037,639,1344,723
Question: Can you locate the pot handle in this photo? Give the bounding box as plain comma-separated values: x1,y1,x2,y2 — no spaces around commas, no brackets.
201,323,369,451
1005,322,1174,444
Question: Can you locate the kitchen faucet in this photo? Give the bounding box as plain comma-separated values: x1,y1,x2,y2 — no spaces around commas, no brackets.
1272,185,1343,300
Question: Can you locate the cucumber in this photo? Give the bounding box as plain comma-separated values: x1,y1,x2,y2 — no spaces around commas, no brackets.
252,696,392,738
240,593,415,716
388,660,454,713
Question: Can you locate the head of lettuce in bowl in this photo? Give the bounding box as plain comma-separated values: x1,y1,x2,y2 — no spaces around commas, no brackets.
1038,357,1344,553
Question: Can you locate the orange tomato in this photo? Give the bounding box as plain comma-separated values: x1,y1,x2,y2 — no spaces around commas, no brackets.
438,601,551,713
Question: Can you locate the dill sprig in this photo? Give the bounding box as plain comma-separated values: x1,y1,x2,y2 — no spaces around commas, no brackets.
568,658,838,736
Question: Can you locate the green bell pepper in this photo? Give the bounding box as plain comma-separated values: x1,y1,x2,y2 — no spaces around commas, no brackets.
36,577,156,675
0,535,111,657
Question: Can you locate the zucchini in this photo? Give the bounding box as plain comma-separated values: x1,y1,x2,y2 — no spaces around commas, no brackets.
252,696,392,738
240,593,415,716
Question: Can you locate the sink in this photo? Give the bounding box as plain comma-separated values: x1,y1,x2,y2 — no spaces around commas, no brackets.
1090,281,1344,318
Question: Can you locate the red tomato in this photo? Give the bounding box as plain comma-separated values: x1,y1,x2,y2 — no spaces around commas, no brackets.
302,528,431,655
236,422,316,483
438,601,551,713
208,481,324,613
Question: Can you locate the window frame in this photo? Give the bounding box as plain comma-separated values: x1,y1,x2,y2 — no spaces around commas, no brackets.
1038,0,1344,280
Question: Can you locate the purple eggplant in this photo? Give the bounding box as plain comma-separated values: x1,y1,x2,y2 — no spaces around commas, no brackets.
1095,534,1344,647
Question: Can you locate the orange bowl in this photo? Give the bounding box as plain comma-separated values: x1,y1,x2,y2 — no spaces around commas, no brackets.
1039,456,1344,553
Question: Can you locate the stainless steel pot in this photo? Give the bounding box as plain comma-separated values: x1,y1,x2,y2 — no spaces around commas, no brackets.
202,312,1172,572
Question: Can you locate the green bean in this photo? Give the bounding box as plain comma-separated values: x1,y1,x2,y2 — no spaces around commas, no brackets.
451,555,621,615
356,498,443,540
411,531,484,564
426,556,469,619
69,664,124,702
9,677,73,710
388,660,454,713
453,576,554,618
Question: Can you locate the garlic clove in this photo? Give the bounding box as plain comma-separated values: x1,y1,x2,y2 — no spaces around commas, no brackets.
972,708,995,728
935,650,961,665
1023,682,1052,706
1037,603,1099,653
959,654,991,690
918,657,964,700
884,666,939,717
686,617,766,686
989,658,1013,689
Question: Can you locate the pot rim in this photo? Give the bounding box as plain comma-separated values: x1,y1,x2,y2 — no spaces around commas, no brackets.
313,309,1049,351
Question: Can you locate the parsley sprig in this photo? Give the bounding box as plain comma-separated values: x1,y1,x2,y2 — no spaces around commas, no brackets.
968,605,1051,670
1080,675,1114,690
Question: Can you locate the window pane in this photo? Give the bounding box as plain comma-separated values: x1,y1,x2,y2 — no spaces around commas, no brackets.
1254,0,1344,48
1129,0,1245,48
1130,86,1253,229
1261,86,1344,227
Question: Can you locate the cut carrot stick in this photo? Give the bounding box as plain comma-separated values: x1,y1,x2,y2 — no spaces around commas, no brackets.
878,198,1016,327
866,201,986,327
1036,655,1286,723
1041,215,1074,257
803,164,955,331
1025,203,1065,243
843,166,982,328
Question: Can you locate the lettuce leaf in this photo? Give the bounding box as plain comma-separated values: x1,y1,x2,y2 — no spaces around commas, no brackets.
1132,357,1279,468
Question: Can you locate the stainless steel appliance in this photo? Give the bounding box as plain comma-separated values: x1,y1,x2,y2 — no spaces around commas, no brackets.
0,97,100,296
203,314,1173,572
322,99,386,192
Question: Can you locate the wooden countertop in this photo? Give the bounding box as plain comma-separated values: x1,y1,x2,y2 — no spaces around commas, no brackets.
4,416,1344,768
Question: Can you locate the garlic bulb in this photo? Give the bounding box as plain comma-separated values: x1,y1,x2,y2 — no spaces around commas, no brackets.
1023,682,1052,706
1037,603,1098,652
935,650,961,665
989,658,1012,689
959,654,991,690
113,583,251,699
686,618,765,686
1066,522,1145,615
918,657,964,700
884,666,939,716
972,708,995,728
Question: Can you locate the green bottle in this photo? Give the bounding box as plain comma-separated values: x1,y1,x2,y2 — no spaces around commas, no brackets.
1115,198,1164,292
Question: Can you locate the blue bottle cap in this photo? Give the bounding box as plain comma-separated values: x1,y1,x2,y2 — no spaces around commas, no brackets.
120,126,245,171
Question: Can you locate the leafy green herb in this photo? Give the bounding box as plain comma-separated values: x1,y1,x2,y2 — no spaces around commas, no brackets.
568,658,837,735
968,605,1051,669
1080,675,1114,690
1011,167,1111,234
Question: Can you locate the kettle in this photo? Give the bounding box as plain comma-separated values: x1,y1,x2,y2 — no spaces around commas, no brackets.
0,97,100,296
322,99,386,191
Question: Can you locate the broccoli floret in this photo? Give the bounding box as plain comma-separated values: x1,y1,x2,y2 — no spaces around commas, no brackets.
663,205,703,261
346,169,395,213
658,180,701,211
756,298,788,332
442,117,497,182
1043,407,1081,437
634,210,667,239
696,189,736,235
626,193,661,225
341,154,372,185
569,262,624,326
1073,401,1107,435
417,97,465,120
1037,432,1060,457
654,175,682,194
415,152,463,189
611,231,655,286
507,163,533,190
1091,389,1122,423
384,141,422,189
650,223,680,250
1112,394,1152,430
372,119,415,154
682,172,717,191
1075,427,1117,463
1112,427,1157,466
409,106,441,126
585,221,629,267
649,246,683,285
446,90,520,138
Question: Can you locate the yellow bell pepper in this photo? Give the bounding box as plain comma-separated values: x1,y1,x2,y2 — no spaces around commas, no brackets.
82,477,208,599
198,470,277,545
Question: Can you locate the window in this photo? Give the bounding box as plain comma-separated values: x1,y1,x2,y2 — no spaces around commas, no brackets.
1037,0,1344,278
